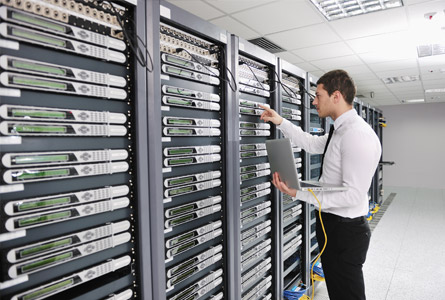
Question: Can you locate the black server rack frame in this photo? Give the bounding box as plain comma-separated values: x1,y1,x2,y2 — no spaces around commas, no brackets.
152,2,230,300
304,73,325,296
0,1,149,299
276,58,307,295
233,35,279,300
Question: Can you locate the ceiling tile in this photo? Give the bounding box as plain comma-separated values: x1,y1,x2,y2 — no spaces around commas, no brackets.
358,48,418,64
423,79,445,89
329,7,409,40
204,0,276,14
291,42,354,61
210,16,260,40
275,51,304,64
374,68,420,78
294,62,319,73
310,70,326,78
418,56,445,67
355,79,384,86
420,72,445,81
231,1,324,35
368,59,418,72
266,24,341,50
342,64,373,75
310,55,364,70
346,30,414,54
166,0,225,20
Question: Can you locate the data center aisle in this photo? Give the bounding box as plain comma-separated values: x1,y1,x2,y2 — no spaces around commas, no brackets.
312,186,445,300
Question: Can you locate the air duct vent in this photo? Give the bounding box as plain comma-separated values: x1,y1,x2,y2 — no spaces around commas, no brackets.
247,38,285,54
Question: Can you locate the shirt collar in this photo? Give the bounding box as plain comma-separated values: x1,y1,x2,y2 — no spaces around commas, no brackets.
334,108,356,130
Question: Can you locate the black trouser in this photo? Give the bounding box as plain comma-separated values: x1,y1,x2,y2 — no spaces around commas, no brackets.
315,211,371,300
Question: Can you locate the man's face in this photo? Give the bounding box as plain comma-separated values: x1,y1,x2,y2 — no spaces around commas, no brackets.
312,84,332,118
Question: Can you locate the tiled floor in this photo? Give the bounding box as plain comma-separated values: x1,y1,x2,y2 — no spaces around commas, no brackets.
313,186,445,300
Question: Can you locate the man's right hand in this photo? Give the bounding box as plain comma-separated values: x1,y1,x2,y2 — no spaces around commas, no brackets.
259,105,283,125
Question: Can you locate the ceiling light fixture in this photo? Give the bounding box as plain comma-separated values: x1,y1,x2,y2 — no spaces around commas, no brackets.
425,88,445,93
402,99,424,103
309,0,404,21
381,75,420,84
417,44,445,57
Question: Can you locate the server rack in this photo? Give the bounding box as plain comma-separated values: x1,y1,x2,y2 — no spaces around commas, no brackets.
234,36,279,300
373,108,383,205
304,73,324,296
0,1,148,300
152,2,230,300
277,59,306,295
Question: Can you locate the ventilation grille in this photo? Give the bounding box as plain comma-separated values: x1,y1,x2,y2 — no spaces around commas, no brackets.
417,44,445,57
248,37,285,54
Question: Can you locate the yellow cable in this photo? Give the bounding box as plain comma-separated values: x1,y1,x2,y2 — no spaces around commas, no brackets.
308,189,327,300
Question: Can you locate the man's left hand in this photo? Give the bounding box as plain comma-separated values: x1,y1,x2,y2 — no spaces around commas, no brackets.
272,172,297,197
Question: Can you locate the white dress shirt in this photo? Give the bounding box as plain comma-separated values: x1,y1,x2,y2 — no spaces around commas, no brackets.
277,108,382,218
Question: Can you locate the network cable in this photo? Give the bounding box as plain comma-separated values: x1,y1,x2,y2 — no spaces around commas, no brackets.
308,188,327,300
97,0,154,72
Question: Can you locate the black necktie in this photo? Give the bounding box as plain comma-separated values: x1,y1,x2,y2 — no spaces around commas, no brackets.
319,125,334,180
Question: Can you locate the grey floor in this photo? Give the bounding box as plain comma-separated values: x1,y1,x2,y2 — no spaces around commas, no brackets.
313,186,445,300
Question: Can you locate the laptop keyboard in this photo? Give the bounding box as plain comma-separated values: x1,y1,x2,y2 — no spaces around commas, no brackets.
301,182,320,188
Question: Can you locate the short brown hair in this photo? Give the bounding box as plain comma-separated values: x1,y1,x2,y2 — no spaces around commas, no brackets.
317,70,356,105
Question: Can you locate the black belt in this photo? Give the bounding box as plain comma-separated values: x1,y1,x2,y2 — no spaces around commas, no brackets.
318,212,366,223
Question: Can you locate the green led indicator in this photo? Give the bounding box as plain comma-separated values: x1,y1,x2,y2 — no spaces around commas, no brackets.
13,124,67,133
241,187,256,196
171,268,195,285
174,286,197,300
14,154,69,165
241,194,255,203
21,252,73,273
282,113,292,119
282,107,291,113
168,186,194,197
19,238,73,258
167,87,193,96
168,148,194,155
12,59,66,76
13,76,67,90
18,197,71,212
240,150,254,157
14,168,70,181
242,208,256,217
166,98,193,106
12,12,66,33
169,158,194,165
18,210,71,227
241,145,256,151
12,109,66,119
241,166,257,173
169,176,194,186
241,173,256,181
240,101,256,108
22,279,74,300
169,204,195,217
12,28,66,47
166,56,193,68
167,119,194,125
170,214,194,226
170,258,195,277
240,108,254,114
175,240,196,255
168,128,194,135
240,130,255,135
167,66,193,77
169,232,194,248
240,123,256,129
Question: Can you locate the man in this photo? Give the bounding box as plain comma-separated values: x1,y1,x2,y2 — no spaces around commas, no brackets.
260,70,381,300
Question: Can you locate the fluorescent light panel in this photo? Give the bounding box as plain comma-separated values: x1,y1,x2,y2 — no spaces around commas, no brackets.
310,0,404,21
417,44,445,58
425,88,445,93
381,75,420,84
403,99,424,103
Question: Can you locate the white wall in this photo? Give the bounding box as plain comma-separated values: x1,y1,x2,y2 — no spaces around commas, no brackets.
379,102,445,189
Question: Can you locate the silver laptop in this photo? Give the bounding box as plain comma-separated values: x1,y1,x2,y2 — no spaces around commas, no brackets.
265,138,348,192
